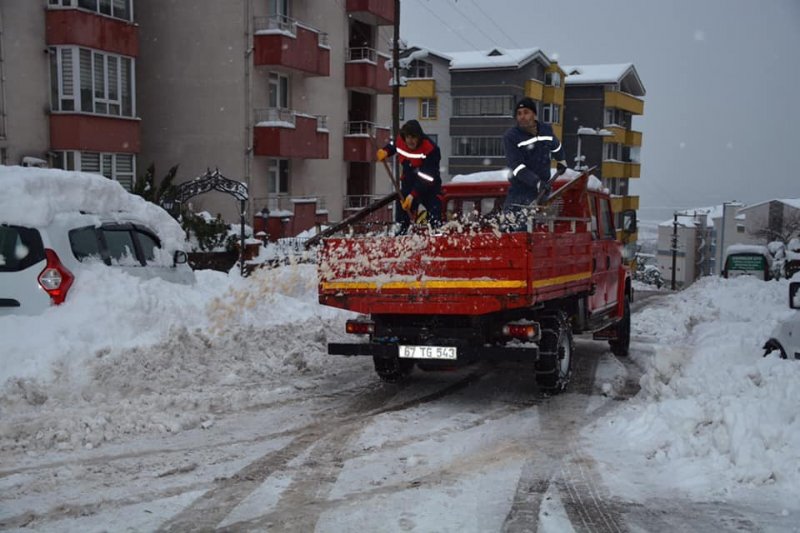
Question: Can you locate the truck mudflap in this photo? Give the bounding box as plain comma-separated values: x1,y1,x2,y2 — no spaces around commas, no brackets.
328,342,539,362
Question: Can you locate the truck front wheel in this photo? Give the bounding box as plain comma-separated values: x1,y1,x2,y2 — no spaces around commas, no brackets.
373,356,414,383
535,312,573,392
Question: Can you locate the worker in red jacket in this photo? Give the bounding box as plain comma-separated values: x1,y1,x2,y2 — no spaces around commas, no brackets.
377,120,442,232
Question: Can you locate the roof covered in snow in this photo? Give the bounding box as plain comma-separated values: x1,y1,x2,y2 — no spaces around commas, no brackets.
737,198,800,213
447,47,550,71
563,63,646,96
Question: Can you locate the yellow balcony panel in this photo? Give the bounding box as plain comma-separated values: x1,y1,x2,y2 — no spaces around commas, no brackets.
399,79,436,98
626,129,643,146
604,90,644,115
602,161,641,178
525,79,544,100
610,195,640,211
602,125,627,144
542,86,564,105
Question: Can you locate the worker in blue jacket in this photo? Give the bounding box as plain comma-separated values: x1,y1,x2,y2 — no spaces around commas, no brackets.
503,97,567,217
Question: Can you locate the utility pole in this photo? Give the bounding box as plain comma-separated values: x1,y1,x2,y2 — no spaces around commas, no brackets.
391,0,401,179
671,212,679,290
719,202,729,275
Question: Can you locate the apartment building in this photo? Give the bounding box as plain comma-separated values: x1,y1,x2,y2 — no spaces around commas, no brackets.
562,63,644,257
397,47,452,179
0,0,139,188
136,0,395,232
445,47,564,178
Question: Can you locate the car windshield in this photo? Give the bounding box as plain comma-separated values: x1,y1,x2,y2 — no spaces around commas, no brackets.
0,225,46,272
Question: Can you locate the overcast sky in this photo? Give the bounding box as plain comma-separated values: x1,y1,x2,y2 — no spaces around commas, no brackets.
399,0,800,221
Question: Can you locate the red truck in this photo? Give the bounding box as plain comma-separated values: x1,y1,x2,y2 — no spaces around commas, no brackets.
318,171,636,392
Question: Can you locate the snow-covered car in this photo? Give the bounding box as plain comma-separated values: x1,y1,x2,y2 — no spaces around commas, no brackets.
763,281,800,360
0,166,194,316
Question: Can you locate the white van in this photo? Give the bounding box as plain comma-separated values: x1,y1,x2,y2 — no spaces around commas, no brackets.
0,166,194,315
763,281,800,360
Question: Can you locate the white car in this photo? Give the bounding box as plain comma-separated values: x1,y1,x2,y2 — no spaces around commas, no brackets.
763,281,800,360
0,166,194,315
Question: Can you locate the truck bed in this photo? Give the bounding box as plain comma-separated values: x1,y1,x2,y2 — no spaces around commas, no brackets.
318,228,593,315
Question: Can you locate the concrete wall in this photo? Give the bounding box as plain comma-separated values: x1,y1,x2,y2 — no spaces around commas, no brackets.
0,2,50,165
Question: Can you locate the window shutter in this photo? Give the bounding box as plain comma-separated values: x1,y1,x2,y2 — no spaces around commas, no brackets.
80,49,93,112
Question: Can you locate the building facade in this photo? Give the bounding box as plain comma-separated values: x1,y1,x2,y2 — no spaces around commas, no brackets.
562,63,644,255
0,0,139,188
136,0,395,232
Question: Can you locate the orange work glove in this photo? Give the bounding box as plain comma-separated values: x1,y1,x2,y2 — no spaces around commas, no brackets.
415,204,429,225
376,148,388,161
401,194,414,212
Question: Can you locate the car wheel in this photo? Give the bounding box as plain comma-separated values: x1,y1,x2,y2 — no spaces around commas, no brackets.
762,339,787,359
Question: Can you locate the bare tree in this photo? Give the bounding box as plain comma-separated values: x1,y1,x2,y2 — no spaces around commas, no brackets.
749,209,800,244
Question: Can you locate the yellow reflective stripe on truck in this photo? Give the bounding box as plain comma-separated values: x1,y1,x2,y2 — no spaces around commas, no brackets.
321,272,591,291
531,271,592,288
321,279,527,291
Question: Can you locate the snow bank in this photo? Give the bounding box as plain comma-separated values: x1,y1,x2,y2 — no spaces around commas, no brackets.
587,275,800,499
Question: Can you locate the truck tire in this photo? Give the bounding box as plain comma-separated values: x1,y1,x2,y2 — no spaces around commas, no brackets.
609,298,631,357
373,356,414,383
535,312,573,392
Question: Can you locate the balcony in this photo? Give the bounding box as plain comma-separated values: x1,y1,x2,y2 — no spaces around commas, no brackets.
343,122,390,162
253,108,329,159
46,8,138,57
524,79,544,101
400,79,436,98
602,161,641,179
253,16,330,76
604,90,644,115
610,195,640,213
345,48,392,94
603,126,643,147
50,113,140,153
542,86,564,105
346,0,396,26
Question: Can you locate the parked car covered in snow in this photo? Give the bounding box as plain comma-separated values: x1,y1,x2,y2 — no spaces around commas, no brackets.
763,281,800,360
0,166,194,315
722,244,773,281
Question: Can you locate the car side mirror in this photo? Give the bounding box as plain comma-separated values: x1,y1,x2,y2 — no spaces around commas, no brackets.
621,209,637,234
174,250,188,265
790,282,800,309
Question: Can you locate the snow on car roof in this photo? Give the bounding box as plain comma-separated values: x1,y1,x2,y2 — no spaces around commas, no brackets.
0,165,187,252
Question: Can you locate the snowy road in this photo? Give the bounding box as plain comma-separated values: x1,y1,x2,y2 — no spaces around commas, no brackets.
2,282,799,532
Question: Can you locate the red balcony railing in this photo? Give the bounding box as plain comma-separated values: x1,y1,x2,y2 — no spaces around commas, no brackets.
253,16,329,76
50,114,140,153
346,0,396,26
46,9,138,57
253,108,329,159
345,48,392,94
343,121,390,162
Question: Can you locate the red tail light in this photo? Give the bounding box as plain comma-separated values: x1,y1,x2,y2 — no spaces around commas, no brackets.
502,322,540,341
346,319,375,335
38,249,74,305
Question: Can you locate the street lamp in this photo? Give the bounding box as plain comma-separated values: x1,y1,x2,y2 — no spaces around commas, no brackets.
575,126,614,171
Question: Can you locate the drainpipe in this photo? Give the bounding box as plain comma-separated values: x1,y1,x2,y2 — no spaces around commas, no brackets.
244,0,253,218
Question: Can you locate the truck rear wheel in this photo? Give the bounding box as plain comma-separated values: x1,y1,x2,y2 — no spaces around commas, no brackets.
373,356,414,383
535,312,573,392
609,298,631,357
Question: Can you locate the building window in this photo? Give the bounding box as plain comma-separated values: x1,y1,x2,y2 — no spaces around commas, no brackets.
545,71,561,87
268,159,290,195
453,96,514,117
52,150,136,191
399,99,405,121
427,133,438,145
407,59,432,78
420,98,437,120
603,142,621,161
48,0,133,22
49,46,134,117
452,137,504,157
268,72,290,110
541,103,560,124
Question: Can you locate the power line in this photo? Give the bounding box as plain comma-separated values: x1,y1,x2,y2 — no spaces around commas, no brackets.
409,0,486,51
466,0,524,49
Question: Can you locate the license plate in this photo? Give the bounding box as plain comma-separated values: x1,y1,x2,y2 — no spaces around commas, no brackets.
399,345,457,360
